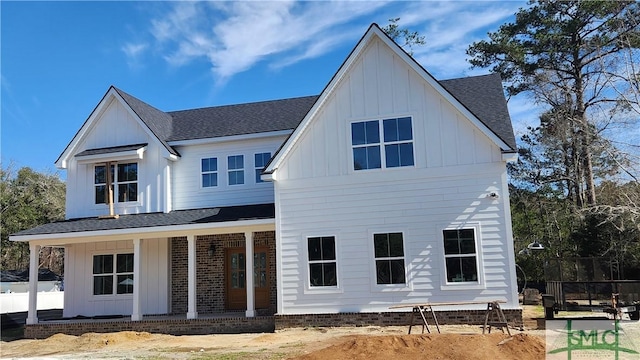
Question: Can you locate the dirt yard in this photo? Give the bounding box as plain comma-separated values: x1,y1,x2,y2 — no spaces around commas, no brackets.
0,306,547,359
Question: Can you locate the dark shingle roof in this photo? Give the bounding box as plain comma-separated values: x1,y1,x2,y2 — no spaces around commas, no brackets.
12,204,274,237
114,87,179,156
75,143,148,157
115,75,513,151
166,96,318,141
440,73,516,151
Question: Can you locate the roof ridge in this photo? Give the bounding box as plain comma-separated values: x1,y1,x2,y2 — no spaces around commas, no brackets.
167,94,319,115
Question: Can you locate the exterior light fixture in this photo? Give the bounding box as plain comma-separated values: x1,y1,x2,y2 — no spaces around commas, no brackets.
208,243,216,257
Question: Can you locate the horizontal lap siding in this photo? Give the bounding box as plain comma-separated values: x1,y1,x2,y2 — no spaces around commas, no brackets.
172,137,286,210
274,36,517,314
277,167,514,313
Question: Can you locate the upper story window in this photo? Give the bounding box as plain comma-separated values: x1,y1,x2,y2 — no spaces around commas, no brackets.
254,152,271,183
351,117,414,170
201,157,218,188
373,232,406,284
307,236,337,287
94,163,137,204
228,155,244,185
93,253,134,295
443,229,478,283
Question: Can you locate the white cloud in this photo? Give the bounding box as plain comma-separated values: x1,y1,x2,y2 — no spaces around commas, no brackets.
395,2,524,78
143,1,391,83
121,42,149,67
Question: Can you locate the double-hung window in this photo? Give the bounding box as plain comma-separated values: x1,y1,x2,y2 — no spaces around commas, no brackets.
373,233,406,284
351,117,414,171
201,157,218,187
94,163,138,204
443,229,478,283
93,253,134,295
228,155,244,185
254,152,271,183
307,236,337,287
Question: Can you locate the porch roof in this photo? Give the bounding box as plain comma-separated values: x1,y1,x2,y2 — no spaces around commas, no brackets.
11,203,275,237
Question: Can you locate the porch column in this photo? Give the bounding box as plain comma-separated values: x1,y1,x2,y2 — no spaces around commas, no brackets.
26,243,41,325
187,235,198,319
132,238,142,321
245,231,255,317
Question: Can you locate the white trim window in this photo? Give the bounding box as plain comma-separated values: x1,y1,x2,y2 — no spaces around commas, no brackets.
307,236,337,287
93,253,134,295
351,117,414,170
443,229,479,283
227,155,244,185
201,157,218,188
373,232,406,284
94,163,138,204
254,152,271,183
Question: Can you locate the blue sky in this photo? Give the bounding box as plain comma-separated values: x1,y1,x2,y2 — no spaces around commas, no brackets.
2,1,535,175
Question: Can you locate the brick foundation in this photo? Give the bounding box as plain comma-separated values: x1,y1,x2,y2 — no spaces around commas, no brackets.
23,309,522,338
24,316,275,339
274,309,523,329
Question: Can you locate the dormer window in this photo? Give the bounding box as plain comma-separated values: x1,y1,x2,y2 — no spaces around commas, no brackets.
94,163,138,204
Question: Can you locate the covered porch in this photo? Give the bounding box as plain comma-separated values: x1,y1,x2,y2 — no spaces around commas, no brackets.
10,204,277,332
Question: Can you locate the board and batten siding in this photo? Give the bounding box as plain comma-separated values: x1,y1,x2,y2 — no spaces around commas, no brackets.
171,136,286,210
65,98,172,219
63,238,169,317
274,37,517,314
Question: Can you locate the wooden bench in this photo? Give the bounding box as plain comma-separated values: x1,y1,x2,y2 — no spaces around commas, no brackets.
389,300,510,335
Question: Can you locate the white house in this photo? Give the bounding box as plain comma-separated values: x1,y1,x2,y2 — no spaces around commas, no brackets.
11,24,520,335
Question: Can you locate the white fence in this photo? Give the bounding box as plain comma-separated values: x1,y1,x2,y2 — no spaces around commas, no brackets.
0,291,64,314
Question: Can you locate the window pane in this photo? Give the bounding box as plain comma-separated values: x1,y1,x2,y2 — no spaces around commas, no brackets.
229,170,244,185
444,239,460,255
95,166,106,184
374,234,389,258
93,255,113,274
353,148,367,170
322,263,337,286
308,237,321,261
390,259,406,284
95,185,106,204
461,257,478,282
255,169,263,183
254,152,270,167
446,258,463,282
202,158,217,172
202,173,218,187
367,146,381,169
376,260,391,284
397,117,413,141
388,233,404,257
118,183,137,202
365,121,380,144
321,237,336,260
117,274,134,294
383,118,398,142
385,144,400,168
399,143,414,166
93,275,113,295
118,163,137,181
228,155,244,170
117,253,134,273
351,122,365,145
309,263,323,286
460,238,476,254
